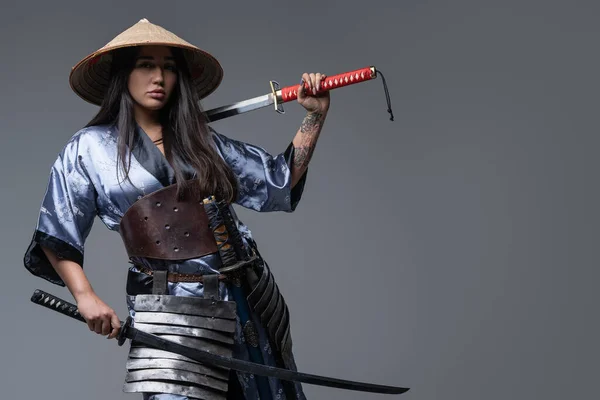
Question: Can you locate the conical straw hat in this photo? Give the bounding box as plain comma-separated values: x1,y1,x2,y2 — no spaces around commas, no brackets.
69,18,223,106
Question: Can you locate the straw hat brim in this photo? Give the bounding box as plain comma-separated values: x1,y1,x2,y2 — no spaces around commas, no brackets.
68,19,223,106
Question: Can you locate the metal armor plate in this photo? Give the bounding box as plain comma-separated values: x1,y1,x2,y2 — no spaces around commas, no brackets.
246,261,291,354
122,275,236,399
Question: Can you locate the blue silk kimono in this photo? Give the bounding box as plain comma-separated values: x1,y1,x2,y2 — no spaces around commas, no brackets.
23,123,309,400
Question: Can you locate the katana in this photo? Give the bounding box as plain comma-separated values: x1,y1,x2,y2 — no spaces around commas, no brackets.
204,66,394,122
31,289,409,395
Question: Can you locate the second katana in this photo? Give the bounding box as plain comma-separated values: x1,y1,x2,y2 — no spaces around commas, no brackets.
204,66,394,122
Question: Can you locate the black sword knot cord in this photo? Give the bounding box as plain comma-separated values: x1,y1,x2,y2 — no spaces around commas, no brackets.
375,68,394,121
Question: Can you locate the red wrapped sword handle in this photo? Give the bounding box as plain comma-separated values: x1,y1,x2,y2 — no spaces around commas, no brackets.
277,66,376,103
203,65,393,122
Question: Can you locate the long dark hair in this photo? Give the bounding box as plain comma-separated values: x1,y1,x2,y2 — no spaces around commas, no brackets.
85,45,238,202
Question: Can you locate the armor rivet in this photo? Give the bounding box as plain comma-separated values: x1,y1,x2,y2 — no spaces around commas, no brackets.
144,217,148,221
165,224,170,230
156,202,161,207
184,232,190,237
173,207,178,212
156,240,161,245
174,247,179,252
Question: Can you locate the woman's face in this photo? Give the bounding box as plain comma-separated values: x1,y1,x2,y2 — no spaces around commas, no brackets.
128,46,178,112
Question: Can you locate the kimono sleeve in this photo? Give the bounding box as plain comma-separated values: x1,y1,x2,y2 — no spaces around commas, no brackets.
23,141,98,286
211,129,308,212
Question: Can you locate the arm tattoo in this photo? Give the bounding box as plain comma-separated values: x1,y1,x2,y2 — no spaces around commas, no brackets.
293,146,316,168
300,112,323,134
294,112,324,169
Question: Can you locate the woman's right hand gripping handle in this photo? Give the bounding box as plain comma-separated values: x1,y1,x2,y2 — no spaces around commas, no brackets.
75,291,121,339
41,246,121,339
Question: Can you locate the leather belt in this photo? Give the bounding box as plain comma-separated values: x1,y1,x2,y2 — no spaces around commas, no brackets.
134,265,227,283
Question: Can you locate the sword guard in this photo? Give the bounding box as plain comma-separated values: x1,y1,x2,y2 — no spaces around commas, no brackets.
269,80,285,114
117,316,134,346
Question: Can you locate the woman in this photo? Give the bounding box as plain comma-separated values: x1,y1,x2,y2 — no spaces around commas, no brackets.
23,19,329,400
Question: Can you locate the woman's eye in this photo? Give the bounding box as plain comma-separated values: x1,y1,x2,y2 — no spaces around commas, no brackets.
136,62,176,72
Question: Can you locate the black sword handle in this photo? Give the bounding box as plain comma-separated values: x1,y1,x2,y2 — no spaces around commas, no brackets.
30,289,132,346
31,289,86,323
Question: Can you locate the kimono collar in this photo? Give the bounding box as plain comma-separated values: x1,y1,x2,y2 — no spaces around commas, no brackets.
131,124,197,187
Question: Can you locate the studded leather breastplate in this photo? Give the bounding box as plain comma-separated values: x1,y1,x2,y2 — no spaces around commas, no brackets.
119,183,218,260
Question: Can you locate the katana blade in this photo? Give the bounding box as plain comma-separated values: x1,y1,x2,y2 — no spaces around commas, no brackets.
205,66,394,122
31,289,410,395
206,93,275,122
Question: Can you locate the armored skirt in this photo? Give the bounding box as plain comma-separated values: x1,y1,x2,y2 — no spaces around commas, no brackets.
23,123,308,400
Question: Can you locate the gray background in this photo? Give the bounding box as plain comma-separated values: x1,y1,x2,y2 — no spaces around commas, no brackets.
1,0,598,399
